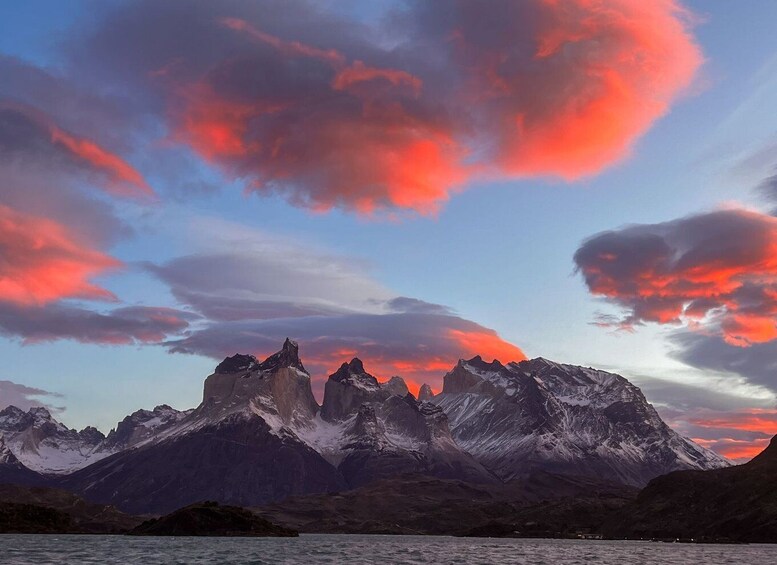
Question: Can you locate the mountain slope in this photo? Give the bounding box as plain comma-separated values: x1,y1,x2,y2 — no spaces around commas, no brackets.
59,340,346,514
0,436,48,486
315,358,496,487
0,406,107,474
433,356,728,486
606,435,777,542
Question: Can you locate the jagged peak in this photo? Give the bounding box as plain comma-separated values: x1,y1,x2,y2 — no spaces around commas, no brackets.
0,405,25,417
461,355,504,372
215,353,258,374
348,357,365,374
257,338,307,374
418,383,435,401
382,376,410,398
28,406,53,419
329,358,380,390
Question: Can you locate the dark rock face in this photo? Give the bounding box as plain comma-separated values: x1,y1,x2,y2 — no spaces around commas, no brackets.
320,358,387,422
433,356,729,486
128,501,297,537
605,435,777,542
257,338,306,373
215,354,258,374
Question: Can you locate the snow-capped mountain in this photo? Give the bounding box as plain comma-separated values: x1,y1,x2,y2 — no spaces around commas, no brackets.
100,404,192,452
0,405,107,474
313,358,495,487
432,356,729,486
0,339,730,513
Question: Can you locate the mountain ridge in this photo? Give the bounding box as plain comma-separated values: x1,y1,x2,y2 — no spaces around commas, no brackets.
0,339,729,514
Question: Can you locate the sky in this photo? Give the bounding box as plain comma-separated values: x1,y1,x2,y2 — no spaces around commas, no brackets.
0,0,776,462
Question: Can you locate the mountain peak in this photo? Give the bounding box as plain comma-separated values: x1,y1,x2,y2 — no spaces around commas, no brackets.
348,358,365,374
382,376,409,398
462,355,504,372
215,353,258,374
28,406,53,420
257,338,306,373
418,383,435,402
750,434,777,467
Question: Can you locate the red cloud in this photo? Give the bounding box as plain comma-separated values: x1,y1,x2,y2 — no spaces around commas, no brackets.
160,0,700,215
49,126,153,200
270,328,525,397
691,437,770,462
478,0,702,179
0,103,153,200
0,204,120,305
691,409,777,435
575,209,777,347
687,408,777,462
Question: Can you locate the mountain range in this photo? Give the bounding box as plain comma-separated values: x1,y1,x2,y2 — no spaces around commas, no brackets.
0,339,728,514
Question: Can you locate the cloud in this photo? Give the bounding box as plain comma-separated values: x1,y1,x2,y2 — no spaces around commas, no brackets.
146,248,393,321
684,408,777,462
0,204,120,306
0,104,153,200
0,303,194,346
574,208,777,348
166,312,524,396
0,381,64,413
669,330,777,394
70,0,701,215
145,238,523,394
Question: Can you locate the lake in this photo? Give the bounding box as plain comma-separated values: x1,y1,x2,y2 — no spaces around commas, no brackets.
0,534,768,564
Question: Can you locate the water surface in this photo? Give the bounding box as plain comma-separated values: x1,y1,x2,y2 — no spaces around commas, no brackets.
1,534,767,564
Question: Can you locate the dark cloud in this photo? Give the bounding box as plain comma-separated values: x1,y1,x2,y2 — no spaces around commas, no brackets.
0,303,194,346
0,380,65,413
384,297,453,315
166,311,525,394
669,330,777,394
145,248,521,393
575,208,777,347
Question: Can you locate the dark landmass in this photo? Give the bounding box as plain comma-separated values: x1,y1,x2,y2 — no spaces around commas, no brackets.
128,501,298,537
0,484,141,533
258,472,637,536
604,435,777,543
0,502,72,534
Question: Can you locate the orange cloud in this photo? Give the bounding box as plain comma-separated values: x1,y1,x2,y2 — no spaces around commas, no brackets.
575,209,777,347
315,329,524,394
0,204,120,306
489,0,702,179
158,1,701,215
691,437,771,462
691,409,777,435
